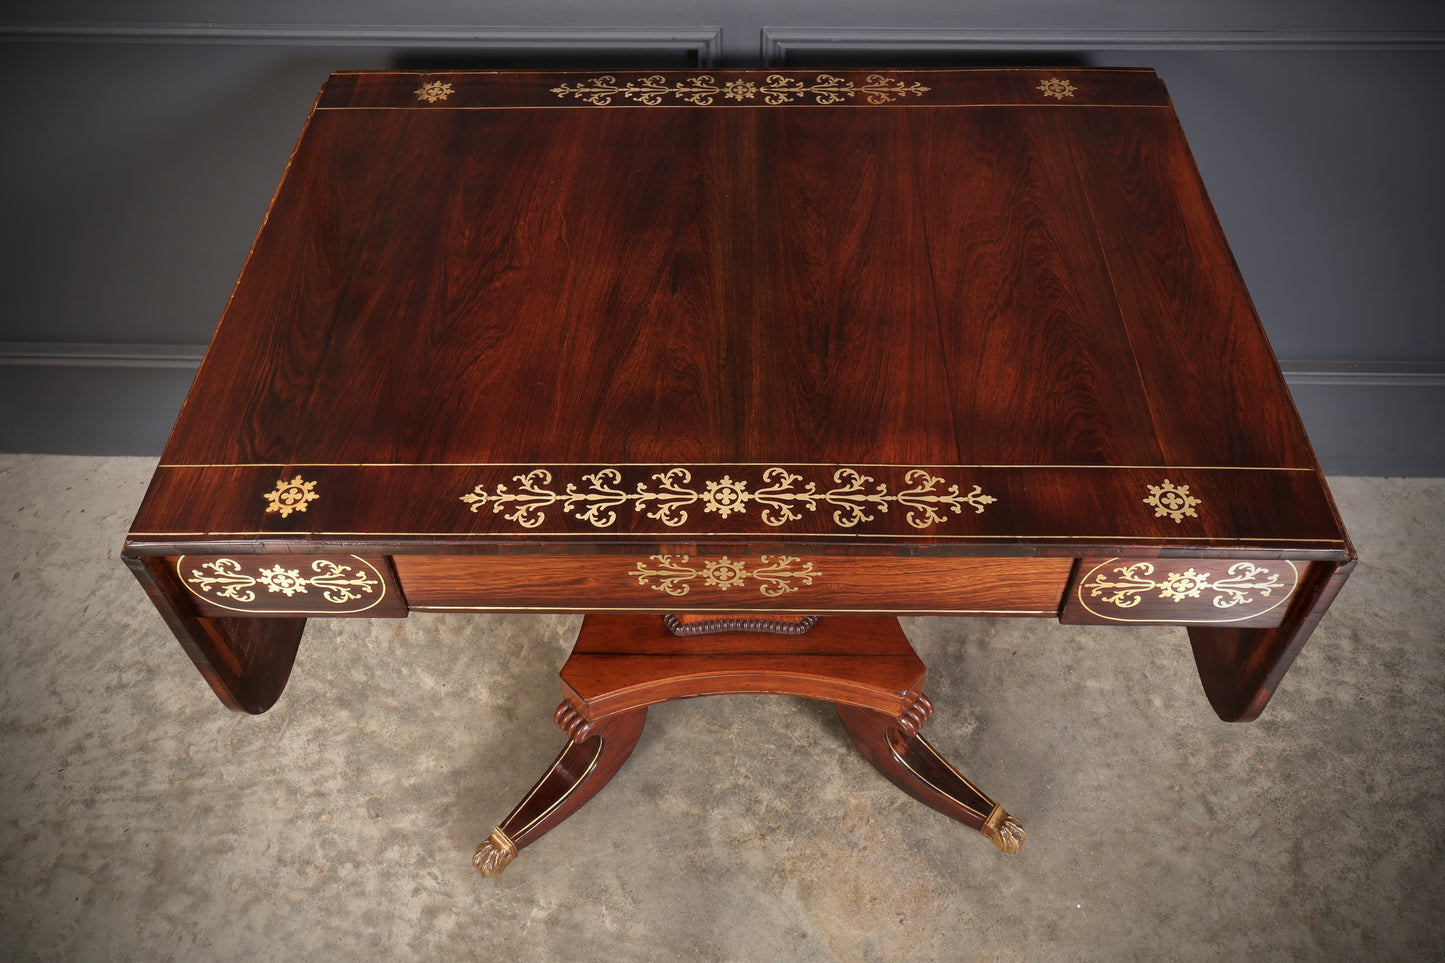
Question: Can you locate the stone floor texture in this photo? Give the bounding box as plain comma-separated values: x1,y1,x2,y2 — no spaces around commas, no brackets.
0,455,1441,961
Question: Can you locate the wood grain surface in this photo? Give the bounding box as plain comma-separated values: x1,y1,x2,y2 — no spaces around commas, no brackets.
121,69,1354,719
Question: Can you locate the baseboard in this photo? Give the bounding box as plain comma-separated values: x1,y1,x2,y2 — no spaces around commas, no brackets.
0,23,723,66
1,345,1439,473
759,27,1445,66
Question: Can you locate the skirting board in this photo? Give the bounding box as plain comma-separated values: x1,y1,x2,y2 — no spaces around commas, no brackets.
1,348,1440,474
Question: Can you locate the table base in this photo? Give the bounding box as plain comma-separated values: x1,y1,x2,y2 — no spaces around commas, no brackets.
474,615,1023,877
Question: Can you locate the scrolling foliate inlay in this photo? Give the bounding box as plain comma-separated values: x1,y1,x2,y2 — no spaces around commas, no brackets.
178,556,385,614
1084,561,1286,611
459,466,995,531
632,555,818,598
550,73,930,107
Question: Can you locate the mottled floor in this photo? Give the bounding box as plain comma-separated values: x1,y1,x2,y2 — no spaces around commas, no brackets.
1,456,1440,961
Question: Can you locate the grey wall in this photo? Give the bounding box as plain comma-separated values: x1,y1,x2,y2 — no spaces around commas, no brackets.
2,3,1442,473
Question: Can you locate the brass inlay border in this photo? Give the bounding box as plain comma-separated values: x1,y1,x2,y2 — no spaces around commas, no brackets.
889,735,990,821
262,474,318,518
1077,558,1299,624
1143,478,1200,524
409,605,1059,614
159,461,1319,471
511,738,604,839
177,555,386,615
461,466,995,531
550,73,930,107
134,530,1346,544
632,554,818,598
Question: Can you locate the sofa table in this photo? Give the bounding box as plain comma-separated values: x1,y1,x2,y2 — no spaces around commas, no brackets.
124,68,1354,876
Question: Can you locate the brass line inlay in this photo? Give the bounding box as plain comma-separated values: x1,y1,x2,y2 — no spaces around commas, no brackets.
510,738,604,839
550,73,930,107
460,466,995,531
632,555,818,598
409,606,1059,614
157,461,1319,471
177,555,386,614
888,735,990,821
314,103,1173,112
1077,559,1299,624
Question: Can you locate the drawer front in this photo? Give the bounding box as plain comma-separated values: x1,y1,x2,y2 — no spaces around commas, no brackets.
173,555,407,617
1062,557,1300,627
394,553,1073,615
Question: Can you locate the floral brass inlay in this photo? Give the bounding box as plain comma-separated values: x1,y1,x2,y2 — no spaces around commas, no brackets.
182,557,380,606
550,73,930,107
460,466,995,531
414,81,454,103
1143,479,1200,524
1083,561,1285,611
263,475,319,518
1037,77,1077,100
632,554,818,598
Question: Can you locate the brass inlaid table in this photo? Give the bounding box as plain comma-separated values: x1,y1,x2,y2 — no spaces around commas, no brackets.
124,68,1354,875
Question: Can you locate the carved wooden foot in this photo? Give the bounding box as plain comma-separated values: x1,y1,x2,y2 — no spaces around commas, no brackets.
474,703,648,877
836,697,1024,853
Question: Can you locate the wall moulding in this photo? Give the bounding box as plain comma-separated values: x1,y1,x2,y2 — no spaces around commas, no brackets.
759,27,1445,65
0,23,722,66
5,343,1443,388
0,345,1439,471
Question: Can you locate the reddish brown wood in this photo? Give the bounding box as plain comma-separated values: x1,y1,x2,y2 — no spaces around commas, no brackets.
1062,556,1302,628
124,556,303,714
479,614,1019,872
393,554,1073,615
168,554,407,619
1189,560,1356,721
122,68,1353,728
483,705,648,872
559,614,925,719
836,702,1022,852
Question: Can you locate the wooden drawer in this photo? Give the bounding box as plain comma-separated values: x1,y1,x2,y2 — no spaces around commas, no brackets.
172,555,407,617
394,553,1074,615
1061,557,1300,627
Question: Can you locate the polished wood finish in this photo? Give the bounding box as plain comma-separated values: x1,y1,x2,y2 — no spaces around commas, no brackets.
477,703,648,876
479,614,1018,874
560,614,926,718
393,553,1073,615
836,702,1023,853
122,69,1355,866
1061,556,1302,628
168,554,407,619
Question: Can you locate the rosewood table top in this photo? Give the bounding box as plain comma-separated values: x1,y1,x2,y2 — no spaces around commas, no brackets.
125,67,1354,726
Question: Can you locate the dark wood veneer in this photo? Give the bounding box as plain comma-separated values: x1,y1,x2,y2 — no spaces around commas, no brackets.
124,68,1354,868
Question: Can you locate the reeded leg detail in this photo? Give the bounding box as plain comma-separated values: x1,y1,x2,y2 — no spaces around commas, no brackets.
473,703,648,877
837,698,1024,854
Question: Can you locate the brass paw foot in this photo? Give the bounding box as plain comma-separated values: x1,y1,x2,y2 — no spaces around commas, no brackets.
982,804,1025,854
473,827,518,878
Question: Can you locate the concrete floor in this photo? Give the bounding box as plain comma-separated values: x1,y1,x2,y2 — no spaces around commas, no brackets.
0,455,1441,961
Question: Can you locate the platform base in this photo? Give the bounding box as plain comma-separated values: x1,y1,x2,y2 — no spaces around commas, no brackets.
475,615,1020,876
